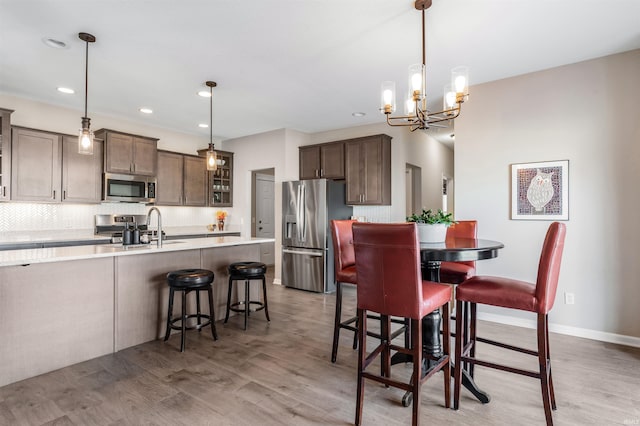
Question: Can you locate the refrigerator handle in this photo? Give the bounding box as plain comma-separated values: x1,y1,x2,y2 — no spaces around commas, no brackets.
282,249,323,257
300,184,306,240
296,185,302,240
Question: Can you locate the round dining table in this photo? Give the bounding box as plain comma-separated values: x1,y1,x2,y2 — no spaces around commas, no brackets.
396,237,504,406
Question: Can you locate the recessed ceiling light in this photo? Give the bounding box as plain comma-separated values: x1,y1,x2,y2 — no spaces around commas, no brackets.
57,87,75,94
198,91,212,98
139,108,153,114
352,112,366,117
42,38,67,49
198,123,209,128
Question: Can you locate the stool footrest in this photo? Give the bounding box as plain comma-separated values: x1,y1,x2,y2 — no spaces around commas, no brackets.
168,314,213,332
229,301,265,313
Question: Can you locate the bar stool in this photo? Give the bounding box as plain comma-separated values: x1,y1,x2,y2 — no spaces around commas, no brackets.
164,268,218,352
225,262,270,330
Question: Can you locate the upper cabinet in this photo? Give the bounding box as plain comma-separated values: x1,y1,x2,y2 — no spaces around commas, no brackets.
344,134,391,206
299,141,344,180
0,108,13,201
156,150,207,206
11,127,61,202
198,148,234,207
61,135,103,203
96,129,158,176
11,127,103,203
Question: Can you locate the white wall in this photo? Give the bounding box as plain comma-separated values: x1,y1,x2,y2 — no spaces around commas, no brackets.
455,49,640,342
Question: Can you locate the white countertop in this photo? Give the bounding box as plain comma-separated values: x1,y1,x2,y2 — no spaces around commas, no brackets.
0,226,242,244
0,236,275,267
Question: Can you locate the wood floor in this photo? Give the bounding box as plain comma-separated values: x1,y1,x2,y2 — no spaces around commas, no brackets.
1,272,639,425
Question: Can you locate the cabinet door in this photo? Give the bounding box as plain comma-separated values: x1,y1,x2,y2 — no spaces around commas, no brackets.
0,108,12,201
344,141,363,204
299,145,321,180
320,142,344,179
344,135,391,205
209,150,233,207
105,132,134,174
11,128,61,202
62,136,103,203
156,151,183,205
132,137,157,176
183,155,207,206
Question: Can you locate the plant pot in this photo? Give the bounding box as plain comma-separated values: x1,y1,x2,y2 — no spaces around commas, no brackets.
417,223,447,243
217,220,225,231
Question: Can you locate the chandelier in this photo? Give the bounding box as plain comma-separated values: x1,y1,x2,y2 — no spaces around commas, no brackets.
381,0,469,132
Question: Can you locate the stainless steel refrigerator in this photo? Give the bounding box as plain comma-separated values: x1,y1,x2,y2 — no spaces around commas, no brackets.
282,179,352,293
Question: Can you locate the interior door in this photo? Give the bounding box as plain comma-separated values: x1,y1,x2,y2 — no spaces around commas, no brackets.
255,172,275,265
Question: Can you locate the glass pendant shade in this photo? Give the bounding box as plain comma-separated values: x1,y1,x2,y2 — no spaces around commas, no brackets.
408,63,426,100
380,81,396,114
78,116,94,155
443,85,457,111
206,145,218,171
451,66,469,99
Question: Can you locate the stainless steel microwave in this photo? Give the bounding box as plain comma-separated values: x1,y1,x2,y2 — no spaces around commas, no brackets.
103,173,156,203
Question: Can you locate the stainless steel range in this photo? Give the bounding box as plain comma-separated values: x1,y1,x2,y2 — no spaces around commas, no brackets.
94,214,162,245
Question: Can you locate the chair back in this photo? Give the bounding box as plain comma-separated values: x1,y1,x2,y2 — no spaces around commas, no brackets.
535,222,567,313
352,222,423,319
330,220,357,274
446,220,478,268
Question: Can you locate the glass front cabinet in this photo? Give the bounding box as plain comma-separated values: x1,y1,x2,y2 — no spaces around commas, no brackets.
198,148,233,207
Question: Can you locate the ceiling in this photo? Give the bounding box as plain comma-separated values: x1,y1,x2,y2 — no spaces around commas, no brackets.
1,0,639,148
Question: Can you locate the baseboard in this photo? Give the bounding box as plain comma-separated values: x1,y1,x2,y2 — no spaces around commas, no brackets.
477,312,640,349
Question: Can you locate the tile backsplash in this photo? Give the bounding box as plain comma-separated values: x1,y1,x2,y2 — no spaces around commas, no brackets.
0,202,224,233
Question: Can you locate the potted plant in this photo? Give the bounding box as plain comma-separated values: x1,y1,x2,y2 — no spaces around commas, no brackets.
406,209,456,243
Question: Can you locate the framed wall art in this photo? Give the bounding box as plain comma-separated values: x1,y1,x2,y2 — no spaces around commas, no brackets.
511,160,569,220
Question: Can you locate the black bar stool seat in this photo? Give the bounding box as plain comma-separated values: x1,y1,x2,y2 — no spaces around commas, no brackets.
225,262,270,330
164,268,218,352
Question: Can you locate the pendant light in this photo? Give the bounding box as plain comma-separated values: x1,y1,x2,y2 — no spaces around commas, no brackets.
205,81,218,171
78,32,96,155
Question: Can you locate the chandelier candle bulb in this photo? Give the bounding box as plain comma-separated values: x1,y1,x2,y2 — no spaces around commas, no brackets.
380,81,396,113
452,66,469,98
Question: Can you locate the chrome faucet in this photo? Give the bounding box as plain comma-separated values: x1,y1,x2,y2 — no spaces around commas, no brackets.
146,207,163,248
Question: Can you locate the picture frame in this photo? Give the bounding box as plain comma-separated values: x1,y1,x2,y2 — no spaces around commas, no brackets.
511,160,569,220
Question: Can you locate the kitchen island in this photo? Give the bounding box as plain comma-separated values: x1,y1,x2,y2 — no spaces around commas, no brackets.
0,236,274,387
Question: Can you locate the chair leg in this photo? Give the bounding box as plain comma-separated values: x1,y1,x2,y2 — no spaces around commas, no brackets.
546,314,557,410
538,314,554,425
331,282,343,363
207,286,218,340
180,290,187,352
224,277,233,323
244,279,250,330
411,318,422,426
164,288,175,341
380,315,390,379
355,309,367,426
262,275,270,322
196,289,202,330
442,302,451,408
453,299,465,410
468,302,477,378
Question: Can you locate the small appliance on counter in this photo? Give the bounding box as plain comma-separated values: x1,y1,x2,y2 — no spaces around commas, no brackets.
95,214,163,245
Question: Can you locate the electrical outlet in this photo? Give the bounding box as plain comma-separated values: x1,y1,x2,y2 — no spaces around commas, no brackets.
564,292,575,305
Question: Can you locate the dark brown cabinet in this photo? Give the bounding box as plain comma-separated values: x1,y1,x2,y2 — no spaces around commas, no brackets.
96,129,158,176
197,149,234,207
62,135,103,203
11,127,61,202
11,127,103,203
183,155,207,206
299,142,344,180
344,134,391,205
0,108,13,201
156,151,207,206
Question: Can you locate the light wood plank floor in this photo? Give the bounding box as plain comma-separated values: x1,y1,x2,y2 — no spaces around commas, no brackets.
1,273,639,425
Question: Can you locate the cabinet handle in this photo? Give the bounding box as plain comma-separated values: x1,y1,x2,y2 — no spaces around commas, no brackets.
2,186,5,197
320,169,324,177
53,190,56,200
63,190,66,200
132,163,136,172
315,169,319,177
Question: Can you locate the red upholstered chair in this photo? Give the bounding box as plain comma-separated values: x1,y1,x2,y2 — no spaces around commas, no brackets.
353,222,452,426
439,220,478,284
330,219,359,363
453,222,566,426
